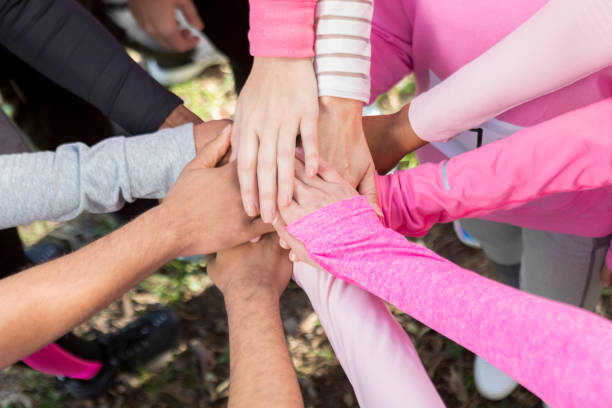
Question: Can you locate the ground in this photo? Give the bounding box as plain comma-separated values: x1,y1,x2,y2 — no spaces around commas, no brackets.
1,63,611,408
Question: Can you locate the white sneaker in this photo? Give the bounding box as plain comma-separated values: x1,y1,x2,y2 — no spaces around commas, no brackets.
474,355,518,401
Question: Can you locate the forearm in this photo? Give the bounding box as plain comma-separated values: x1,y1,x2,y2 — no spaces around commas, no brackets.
288,196,612,407
0,207,179,367
377,98,612,236
409,0,612,142
362,104,427,173
292,263,444,407
0,0,181,133
0,124,195,229
225,289,302,407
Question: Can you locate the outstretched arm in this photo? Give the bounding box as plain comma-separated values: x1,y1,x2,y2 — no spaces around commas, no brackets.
279,178,612,407
409,0,612,142
208,234,303,408
0,0,198,133
0,131,270,368
0,121,233,229
376,97,612,236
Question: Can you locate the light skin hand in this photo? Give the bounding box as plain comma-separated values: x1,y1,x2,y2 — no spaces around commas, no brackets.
128,0,204,52
207,235,303,407
0,127,264,367
317,96,379,212
362,103,428,173
273,158,358,266
232,57,319,223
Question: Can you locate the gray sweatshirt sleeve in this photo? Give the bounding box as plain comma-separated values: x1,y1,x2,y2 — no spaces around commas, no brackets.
0,124,195,229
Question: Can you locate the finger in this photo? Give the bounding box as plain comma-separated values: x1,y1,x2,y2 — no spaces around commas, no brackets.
250,217,276,238
317,158,346,184
237,132,260,216
294,157,325,191
257,130,279,223
199,124,232,168
279,238,289,249
230,111,242,161
272,216,302,250
293,175,312,206
250,235,262,243
178,0,205,30
358,164,383,216
167,28,197,52
299,117,319,177
277,124,298,207
289,250,299,263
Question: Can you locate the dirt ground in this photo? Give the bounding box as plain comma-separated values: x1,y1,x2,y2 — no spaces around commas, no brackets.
1,64,611,408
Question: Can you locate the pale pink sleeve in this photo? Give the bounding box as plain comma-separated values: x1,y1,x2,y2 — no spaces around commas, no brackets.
409,0,612,142
287,196,612,408
292,263,444,407
377,97,612,236
248,0,317,57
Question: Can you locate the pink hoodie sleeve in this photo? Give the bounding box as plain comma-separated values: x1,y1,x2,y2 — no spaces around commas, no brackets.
248,0,317,57
377,97,612,236
287,196,612,408
409,0,612,142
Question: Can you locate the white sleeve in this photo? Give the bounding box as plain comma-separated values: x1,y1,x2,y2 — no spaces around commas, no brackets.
409,0,612,142
292,262,445,407
314,0,373,103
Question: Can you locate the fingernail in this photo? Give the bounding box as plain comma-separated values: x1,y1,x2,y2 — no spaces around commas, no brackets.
262,208,275,223
307,166,317,177
289,253,297,262
246,202,258,217
279,239,288,249
221,124,231,135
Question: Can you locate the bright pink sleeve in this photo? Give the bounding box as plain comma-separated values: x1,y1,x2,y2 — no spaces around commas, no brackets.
248,0,317,57
409,0,612,142
287,196,612,408
378,98,612,236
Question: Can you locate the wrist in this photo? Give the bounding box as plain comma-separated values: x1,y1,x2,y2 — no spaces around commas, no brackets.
160,104,203,129
391,104,426,152
319,96,363,118
147,204,191,260
224,283,280,309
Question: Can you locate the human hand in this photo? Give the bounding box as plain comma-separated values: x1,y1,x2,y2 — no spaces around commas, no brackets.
273,156,358,266
232,57,319,223
128,0,204,52
207,233,292,299
160,104,204,130
362,103,427,173
317,96,379,212
193,119,232,155
160,125,273,256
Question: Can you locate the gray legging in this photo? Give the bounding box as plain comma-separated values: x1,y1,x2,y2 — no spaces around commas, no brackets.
461,218,609,311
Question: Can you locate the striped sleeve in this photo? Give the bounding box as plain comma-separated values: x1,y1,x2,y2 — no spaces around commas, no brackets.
314,0,373,103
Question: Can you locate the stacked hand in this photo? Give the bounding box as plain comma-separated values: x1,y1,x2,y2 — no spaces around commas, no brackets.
160,123,272,257
233,57,319,223
273,156,359,267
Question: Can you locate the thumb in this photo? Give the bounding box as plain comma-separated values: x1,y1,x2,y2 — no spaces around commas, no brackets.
178,0,204,30
199,124,232,168
358,164,382,216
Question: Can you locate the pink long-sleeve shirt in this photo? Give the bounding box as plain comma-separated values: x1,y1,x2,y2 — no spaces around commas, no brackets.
377,98,612,239
287,195,612,408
